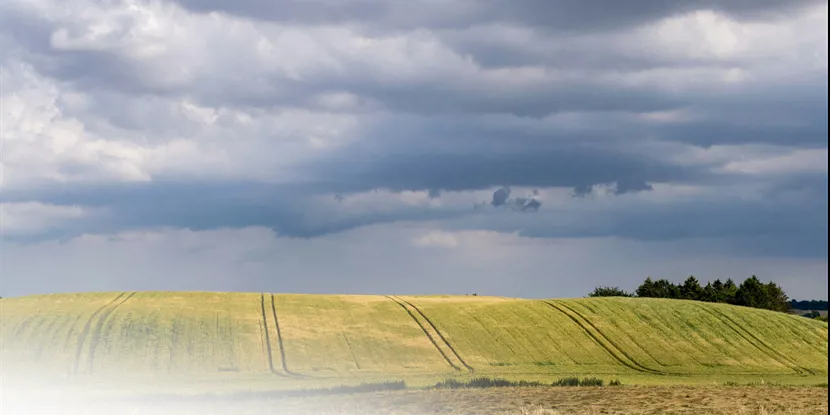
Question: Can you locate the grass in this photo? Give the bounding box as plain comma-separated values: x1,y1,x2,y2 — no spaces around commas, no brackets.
1,291,826,396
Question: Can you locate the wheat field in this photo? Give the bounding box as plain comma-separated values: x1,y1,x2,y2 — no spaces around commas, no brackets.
1,291,826,396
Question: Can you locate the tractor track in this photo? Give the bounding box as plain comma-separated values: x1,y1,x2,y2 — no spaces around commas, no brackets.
386,296,463,371
270,294,303,377
87,292,136,374
542,300,666,375
390,296,473,372
699,305,813,376
259,294,277,374
72,292,127,376
341,332,362,370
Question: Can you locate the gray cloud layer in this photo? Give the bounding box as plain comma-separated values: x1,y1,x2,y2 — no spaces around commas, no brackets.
0,0,827,297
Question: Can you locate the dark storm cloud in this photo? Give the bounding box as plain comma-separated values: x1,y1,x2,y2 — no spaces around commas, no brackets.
0,0,826,265
7,173,824,261
450,178,829,258
166,0,823,31
307,118,707,195
318,150,677,195
1,181,468,243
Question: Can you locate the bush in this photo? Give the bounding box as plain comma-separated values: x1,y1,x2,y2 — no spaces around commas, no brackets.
550,377,604,387
431,376,613,389
432,377,545,389
802,311,821,319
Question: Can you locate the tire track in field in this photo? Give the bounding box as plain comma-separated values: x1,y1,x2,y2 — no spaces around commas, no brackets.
270,294,304,378
87,292,136,374
386,296,462,371
541,300,666,375
699,305,812,376
259,293,277,374
341,332,362,370
392,296,474,372
72,293,127,376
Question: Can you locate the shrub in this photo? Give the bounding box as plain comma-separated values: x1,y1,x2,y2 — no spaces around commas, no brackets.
432,376,613,390
550,377,604,387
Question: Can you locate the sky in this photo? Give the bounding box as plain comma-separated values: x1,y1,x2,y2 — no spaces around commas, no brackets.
0,0,827,300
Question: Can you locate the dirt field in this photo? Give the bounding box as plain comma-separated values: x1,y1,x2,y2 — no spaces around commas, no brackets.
10,385,827,415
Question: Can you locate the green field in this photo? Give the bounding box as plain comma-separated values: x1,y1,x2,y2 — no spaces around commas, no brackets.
1,292,826,395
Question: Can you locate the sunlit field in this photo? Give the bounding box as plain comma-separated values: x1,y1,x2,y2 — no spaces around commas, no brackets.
1,292,827,413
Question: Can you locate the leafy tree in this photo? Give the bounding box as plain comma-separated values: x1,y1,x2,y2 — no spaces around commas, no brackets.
588,286,633,297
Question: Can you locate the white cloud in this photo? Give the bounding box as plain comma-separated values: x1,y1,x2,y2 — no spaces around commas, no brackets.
0,61,151,187
412,230,459,248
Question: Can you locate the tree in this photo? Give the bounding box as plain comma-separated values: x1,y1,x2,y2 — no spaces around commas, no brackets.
734,276,789,312
762,281,790,313
635,277,659,298
680,276,704,301
790,300,829,310
653,279,681,299
708,279,726,302
700,282,718,302
588,286,633,297
720,279,739,304
735,275,766,308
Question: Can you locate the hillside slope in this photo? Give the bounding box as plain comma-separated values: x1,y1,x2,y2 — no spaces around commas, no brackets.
1,292,827,384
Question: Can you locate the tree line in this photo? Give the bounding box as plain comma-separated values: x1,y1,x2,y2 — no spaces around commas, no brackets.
789,300,828,311
587,275,792,313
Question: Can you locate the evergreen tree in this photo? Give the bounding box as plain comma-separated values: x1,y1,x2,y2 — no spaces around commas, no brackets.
635,277,659,298
735,275,766,308
709,279,726,302
680,276,704,301
652,279,681,299
701,282,718,302
721,278,739,304
762,281,790,312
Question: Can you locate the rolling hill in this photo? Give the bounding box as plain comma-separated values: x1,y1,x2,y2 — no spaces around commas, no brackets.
1,292,827,392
